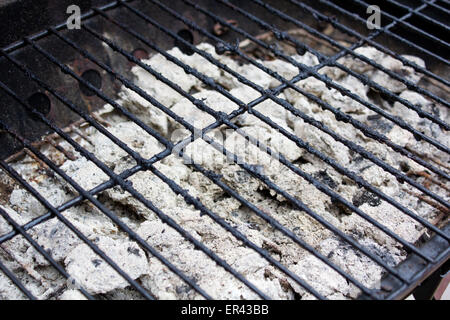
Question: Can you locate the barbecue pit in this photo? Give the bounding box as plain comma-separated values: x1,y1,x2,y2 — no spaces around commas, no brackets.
0,0,448,300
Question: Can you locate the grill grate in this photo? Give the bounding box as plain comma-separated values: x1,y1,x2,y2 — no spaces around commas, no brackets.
0,0,448,300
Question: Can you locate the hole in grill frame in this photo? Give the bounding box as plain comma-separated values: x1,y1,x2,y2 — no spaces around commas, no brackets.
26,92,51,118
174,28,195,55
79,69,102,96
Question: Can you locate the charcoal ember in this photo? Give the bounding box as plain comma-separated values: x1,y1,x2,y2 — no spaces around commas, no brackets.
313,170,338,189
352,190,382,207
366,114,394,133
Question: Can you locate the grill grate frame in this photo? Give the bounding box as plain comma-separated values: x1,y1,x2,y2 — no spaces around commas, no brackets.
0,0,448,300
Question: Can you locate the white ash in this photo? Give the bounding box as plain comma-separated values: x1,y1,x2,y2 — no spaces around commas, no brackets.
64,236,148,294
0,43,448,300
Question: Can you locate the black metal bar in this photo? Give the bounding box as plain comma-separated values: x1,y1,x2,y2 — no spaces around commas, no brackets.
95,1,449,259
122,0,450,261
176,152,380,299
49,26,387,296
0,163,145,244
0,205,96,300
104,0,450,244
0,26,367,298
0,126,224,245
352,0,449,65
25,29,335,301
0,44,223,299
353,0,450,49
198,121,439,264
0,254,37,300
0,80,216,300
385,0,450,31
0,0,129,54
100,3,450,268
251,0,450,110
81,9,417,285
198,128,411,284
146,164,327,299
64,0,450,282
421,0,450,14
155,0,449,189
1,6,404,298
0,49,171,156
140,0,450,206
100,3,446,260
318,0,450,78
0,127,155,300
181,0,450,187
6,35,333,300
214,0,450,141
0,0,447,301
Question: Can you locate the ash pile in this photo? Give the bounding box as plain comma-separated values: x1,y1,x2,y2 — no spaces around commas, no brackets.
0,42,448,300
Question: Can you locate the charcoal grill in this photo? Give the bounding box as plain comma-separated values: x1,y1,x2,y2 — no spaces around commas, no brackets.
0,0,448,300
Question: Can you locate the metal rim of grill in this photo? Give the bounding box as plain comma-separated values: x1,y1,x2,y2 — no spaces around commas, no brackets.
0,0,448,300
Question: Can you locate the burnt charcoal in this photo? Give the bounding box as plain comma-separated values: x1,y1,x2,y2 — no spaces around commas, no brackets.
399,161,410,173
430,104,440,117
366,114,394,133
331,199,353,215
352,190,382,207
127,247,141,257
92,259,102,267
313,170,337,189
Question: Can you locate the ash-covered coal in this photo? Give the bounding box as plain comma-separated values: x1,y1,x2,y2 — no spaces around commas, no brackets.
0,43,447,300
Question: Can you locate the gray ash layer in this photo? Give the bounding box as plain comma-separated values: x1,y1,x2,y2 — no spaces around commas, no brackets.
0,43,448,300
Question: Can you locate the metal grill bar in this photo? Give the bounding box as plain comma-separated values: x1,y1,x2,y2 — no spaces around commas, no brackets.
253,0,450,110
1,29,331,302
386,0,450,31
134,0,449,214
43,17,402,299
29,36,332,300
0,56,333,301
355,0,450,49
353,0,449,65
0,0,448,300
0,248,36,300
213,0,450,144
74,1,444,282
0,113,220,301
173,0,445,210
0,204,96,300
317,0,450,85
49,26,395,295
0,77,277,300
0,164,144,243
93,3,445,263
0,45,216,300
421,0,450,13
0,8,384,300
29,22,359,300
178,154,380,298
146,0,450,200
85,0,450,270
90,1,443,271
0,86,205,299
0,0,446,292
